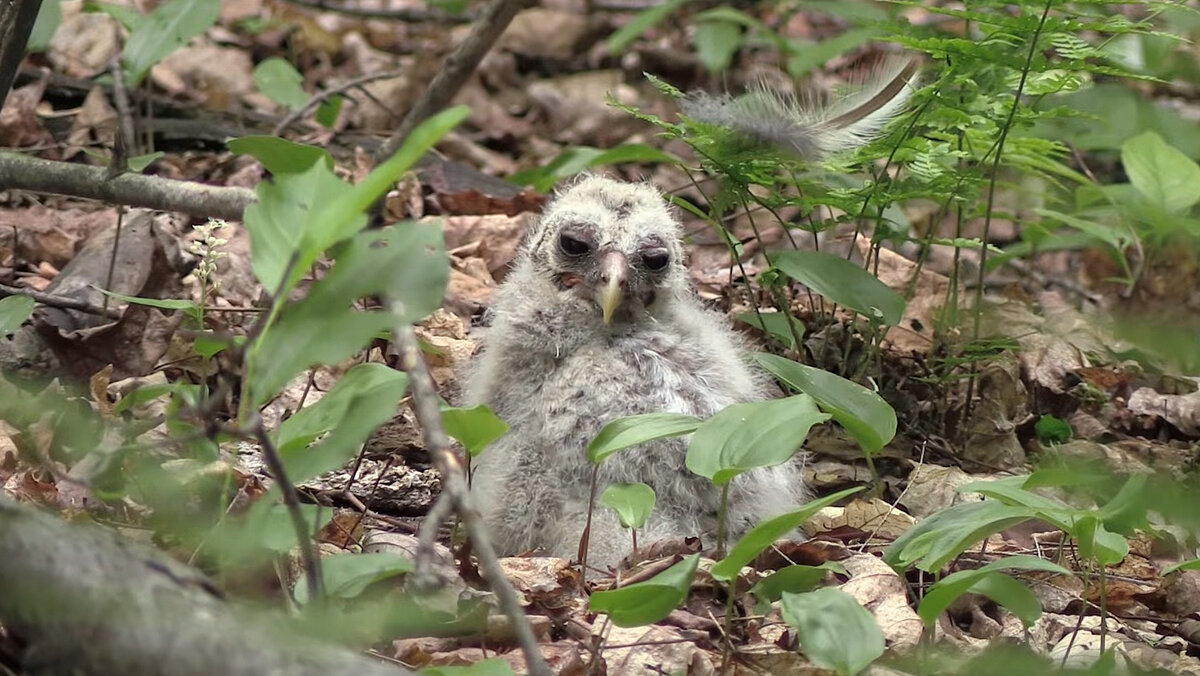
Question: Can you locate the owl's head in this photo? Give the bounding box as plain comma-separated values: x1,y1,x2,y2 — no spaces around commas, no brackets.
523,176,687,324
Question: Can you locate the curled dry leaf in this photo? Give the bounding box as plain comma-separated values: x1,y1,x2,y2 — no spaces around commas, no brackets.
838,553,923,648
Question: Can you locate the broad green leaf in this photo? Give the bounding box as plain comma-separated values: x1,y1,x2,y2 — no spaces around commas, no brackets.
960,476,1075,531
753,353,896,455
29,0,62,52
276,363,409,481
687,395,829,485
589,553,699,627
1122,131,1200,213
97,289,202,325
294,552,414,604
882,500,1036,573
254,57,309,110
1163,558,1200,575
113,382,181,415
780,588,884,676
228,136,332,174
316,95,344,127
693,18,743,73
711,487,861,581
968,573,1042,628
605,0,686,53
599,482,656,529
127,152,164,172
250,224,446,405
122,0,220,85
750,562,846,609
1075,515,1129,567
917,555,1072,627
0,296,35,336
736,311,804,350
84,2,141,31
771,250,905,326
441,404,508,457
419,658,514,676
309,105,470,256
1034,415,1071,445
242,159,354,293
784,27,878,78
586,412,701,464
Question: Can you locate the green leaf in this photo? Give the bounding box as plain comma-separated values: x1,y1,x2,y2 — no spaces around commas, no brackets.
771,250,905,326
710,487,861,581
96,289,202,325
127,152,164,172
589,553,699,627
605,0,686,54
599,482,656,529
242,159,355,293
586,412,701,464
693,18,743,73
780,588,884,676
1162,558,1200,575
250,223,446,405
753,353,897,455
882,500,1037,573
509,144,680,192
1075,515,1129,567
419,658,515,676
294,552,414,604
316,95,344,127
1034,415,1071,445
1122,131,1200,213
736,311,804,350
228,136,332,174
276,363,409,482
84,2,141,31
254,57,309,110
122,0,220,86
917,555,1072,627
441,404,508,457
750,562,846,608
686,395,829,486
28,0,62,52
0,295,35,336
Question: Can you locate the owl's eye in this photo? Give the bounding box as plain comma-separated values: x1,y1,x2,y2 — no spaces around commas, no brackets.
641,248,671,271
558,232,592,257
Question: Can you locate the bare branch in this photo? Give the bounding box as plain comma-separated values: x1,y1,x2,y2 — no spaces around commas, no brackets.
0,0,43,110
374,0,527,163
389,317,551,676
0,153,255,221
0,282,123,319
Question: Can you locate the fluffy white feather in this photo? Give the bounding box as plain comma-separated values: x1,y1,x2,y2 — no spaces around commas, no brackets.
680,56,920,158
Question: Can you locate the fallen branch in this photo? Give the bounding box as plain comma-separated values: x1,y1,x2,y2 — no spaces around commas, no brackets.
0,153,255,221
0,497,413,675
0,282,123,319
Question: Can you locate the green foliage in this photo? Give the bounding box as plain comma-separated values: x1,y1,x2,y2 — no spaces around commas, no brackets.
0,296,34,336
754,353,897,455
685,395,829,486
770,251,905,326
599,482,656,529
710,487,861,581
780,588,885,676
585,412,701,464
1122,131,1200,214
441,404,508,458
750,562,846,610
293,552,414,604
589,553,699,627
510,144,680,192
916,555,1072,628
419,658,514,676
101,0,221,86
254,57,309,110
736,311,805,350
1034,414,1071,445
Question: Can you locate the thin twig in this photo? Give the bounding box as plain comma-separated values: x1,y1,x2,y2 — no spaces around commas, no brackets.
373,0,527,163
0,282,123,318
274,69,410,136
250,417,325,603
412,492,453,586
389,316,551,676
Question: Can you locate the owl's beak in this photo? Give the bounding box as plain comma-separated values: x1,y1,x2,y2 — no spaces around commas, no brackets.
597,250,627,324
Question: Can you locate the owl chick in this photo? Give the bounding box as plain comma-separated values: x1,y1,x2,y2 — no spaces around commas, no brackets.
464,176,803,568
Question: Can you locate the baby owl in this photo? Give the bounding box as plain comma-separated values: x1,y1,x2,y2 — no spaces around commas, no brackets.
464,176,803,568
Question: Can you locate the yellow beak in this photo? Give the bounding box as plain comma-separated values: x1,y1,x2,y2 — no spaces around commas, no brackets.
598,251,627,324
